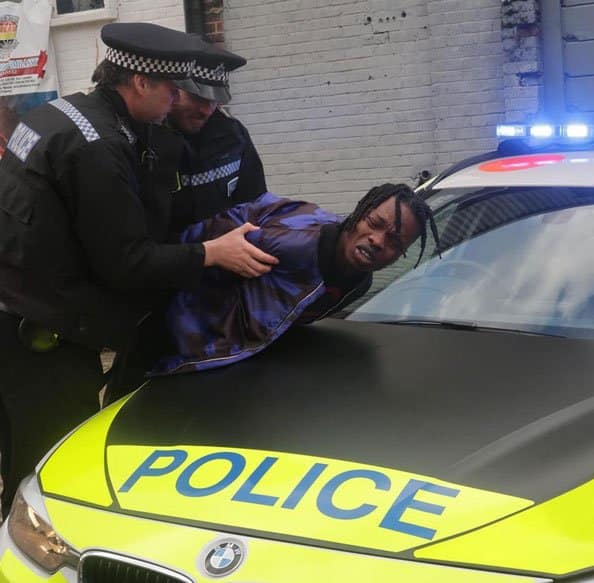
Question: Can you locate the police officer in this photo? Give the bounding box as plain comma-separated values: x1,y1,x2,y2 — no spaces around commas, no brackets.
168,38,268,231
101,39,273,407
0,22,277,514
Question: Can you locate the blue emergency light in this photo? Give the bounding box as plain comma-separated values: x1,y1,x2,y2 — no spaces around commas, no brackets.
529,124,554,138
496,123,594,141
564,124,591,139
496,125,527,138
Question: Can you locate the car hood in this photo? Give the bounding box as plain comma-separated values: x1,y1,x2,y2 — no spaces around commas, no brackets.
39,319,594,558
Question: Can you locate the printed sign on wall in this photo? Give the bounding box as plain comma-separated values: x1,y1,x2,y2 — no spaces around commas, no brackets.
0,0,58,157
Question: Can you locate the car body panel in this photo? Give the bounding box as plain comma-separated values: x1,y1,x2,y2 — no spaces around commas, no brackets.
436,151,594,188
32,319,594,577
5,497,549,583
105,321,594,503
0,549,70,582
47,442,533,554
416,477,594,575
5,145,594,582
39,394,131,508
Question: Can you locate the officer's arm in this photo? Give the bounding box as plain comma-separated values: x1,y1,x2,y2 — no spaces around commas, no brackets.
66,138,206,290
67,139,277,287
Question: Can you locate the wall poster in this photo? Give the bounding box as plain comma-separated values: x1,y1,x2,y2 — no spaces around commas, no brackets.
0,0,58,157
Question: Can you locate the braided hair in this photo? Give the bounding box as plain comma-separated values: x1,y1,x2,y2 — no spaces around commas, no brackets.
342,183,440,268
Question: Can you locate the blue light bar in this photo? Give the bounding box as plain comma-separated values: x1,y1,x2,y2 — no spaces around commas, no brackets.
496,124,526,138
496,123,594,141
529,124,554,138
563,124,590,139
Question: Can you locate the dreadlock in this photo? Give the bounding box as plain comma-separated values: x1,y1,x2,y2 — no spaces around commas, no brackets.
342,183,441,268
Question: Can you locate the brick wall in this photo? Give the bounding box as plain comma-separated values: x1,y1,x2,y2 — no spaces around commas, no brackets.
47,0,543,215
203,0,225,43
50,1,186,96
501,0,541,122
224,0,506,215
427,0,505,168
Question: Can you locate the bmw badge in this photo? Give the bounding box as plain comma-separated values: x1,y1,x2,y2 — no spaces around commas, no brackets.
199,537,246,578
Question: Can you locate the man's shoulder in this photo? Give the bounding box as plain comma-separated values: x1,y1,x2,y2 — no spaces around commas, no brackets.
21,92,125,143
57,93,139,150
249,193,341,228
211,107,251,134
183,108,251,155
56,91,113,122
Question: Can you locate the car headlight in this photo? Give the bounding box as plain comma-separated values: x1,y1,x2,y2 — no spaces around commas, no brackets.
7,487,79,572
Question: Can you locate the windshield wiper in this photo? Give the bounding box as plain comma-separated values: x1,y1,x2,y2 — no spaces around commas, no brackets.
379,319,566,338
380,319,477,331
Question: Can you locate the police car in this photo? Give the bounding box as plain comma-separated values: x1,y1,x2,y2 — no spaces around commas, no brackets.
2,123,594,582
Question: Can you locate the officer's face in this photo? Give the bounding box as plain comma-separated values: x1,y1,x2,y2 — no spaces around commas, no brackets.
169,90,218,134
336,199,421,274
136,78,180,123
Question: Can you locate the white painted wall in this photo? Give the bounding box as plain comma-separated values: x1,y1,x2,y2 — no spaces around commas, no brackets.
47,0,507,215
224,0,505,214
49,0,186,96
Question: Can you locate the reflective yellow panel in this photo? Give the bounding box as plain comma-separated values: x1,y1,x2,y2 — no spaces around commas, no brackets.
107,445,532,554
416,478,594,575
0,549,68,583
45,498,548,583
39,395,133,507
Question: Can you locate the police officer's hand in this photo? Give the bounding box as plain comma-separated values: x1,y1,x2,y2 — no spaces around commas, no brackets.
203,223,279,278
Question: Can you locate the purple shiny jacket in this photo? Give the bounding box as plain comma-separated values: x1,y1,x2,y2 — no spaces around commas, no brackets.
152,192,361,375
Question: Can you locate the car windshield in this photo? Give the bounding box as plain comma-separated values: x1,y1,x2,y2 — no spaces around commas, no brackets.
347,186,594,339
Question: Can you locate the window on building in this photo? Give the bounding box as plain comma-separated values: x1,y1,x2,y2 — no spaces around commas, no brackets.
51,0,116,27
184,0,204,35
56,0,104,15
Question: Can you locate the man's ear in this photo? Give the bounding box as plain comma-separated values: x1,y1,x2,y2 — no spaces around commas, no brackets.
131,74,150,95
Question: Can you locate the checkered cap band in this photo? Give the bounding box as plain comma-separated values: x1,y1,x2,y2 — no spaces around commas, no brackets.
192,63,229,85
50,98,100,142
181,159,240,187
105,47,192,76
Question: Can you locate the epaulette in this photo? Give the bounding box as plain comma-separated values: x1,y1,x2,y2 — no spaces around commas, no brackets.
116,116,137,145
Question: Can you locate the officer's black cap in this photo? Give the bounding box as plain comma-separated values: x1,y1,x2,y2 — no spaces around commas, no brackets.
174,35,247,104
101,23,195,79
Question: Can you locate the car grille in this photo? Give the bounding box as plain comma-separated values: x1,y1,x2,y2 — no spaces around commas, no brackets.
79,551,193,583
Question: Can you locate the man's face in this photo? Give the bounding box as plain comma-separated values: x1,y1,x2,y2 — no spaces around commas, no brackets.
137,78,180,123
169,90,218,134
338,198,421,274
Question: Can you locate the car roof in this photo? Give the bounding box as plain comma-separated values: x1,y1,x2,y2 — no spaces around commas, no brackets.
433,149,594,190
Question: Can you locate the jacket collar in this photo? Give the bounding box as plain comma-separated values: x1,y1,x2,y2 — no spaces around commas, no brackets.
318,223,368,289
93,85,147,145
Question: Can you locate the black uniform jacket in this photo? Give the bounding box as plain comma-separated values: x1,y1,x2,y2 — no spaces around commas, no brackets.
0,88,205,350
170,108,267,232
